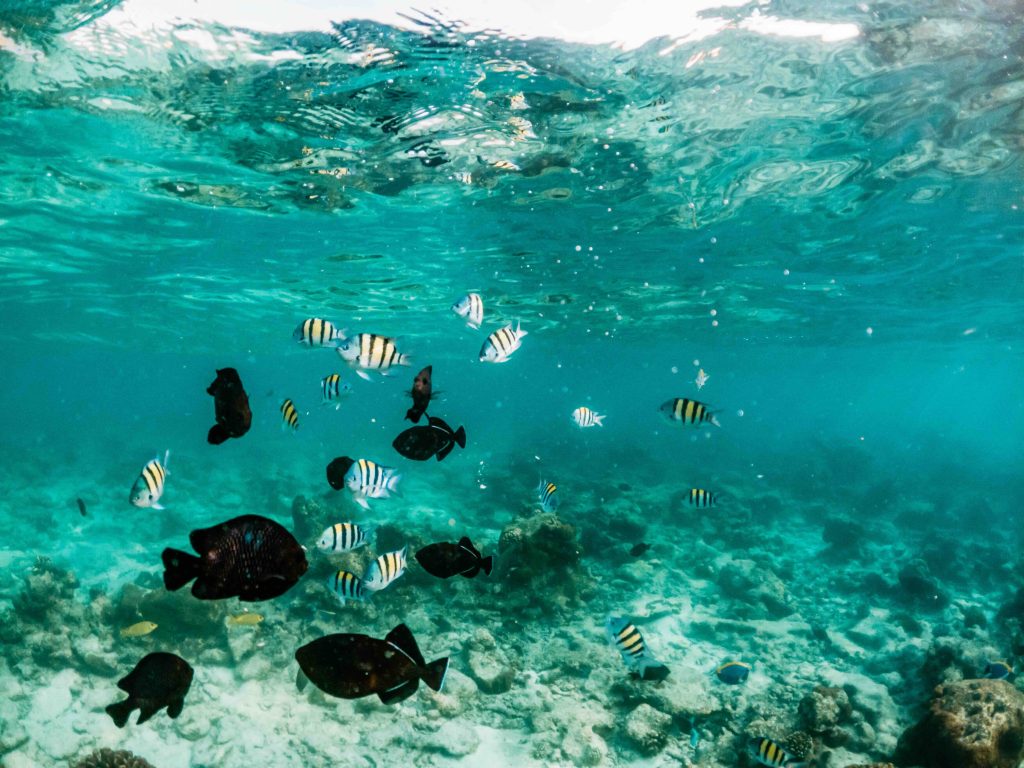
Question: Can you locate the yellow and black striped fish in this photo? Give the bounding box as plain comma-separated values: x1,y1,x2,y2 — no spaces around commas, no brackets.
605,615,670,681
537,479,558,512
317,522,373,553
337,333,410,380
320,373,351,408
363,546,408,592
688,488,717,508
479,321,527,363
747,737,806,767
326,569,368,604
280,399,299,431
129,451,170,509
659,397,720,427
293,317,345,348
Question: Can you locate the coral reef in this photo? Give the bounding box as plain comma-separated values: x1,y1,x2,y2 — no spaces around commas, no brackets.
894,678,1024,768
70,748,157,768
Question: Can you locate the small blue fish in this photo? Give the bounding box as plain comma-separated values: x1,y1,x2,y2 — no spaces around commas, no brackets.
715,660,751,684
690,724,700,749
984,660,1013,679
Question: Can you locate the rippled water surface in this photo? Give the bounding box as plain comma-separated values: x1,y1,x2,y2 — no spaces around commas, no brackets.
1,1,1022,766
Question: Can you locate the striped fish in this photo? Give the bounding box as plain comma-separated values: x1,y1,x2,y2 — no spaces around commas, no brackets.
688,488,717,508
605,616,670,682
326,570,368,604
572,406,605,428
280,399,299,431
293,317,345,348
479,321,527,363
343,458,402,510
537,479,558,512
321,373,351,409
747,737,806,767
317,522,374,553
660,397,720,427
129,450,170,509
451,293,484,329
337,333,410,380
363,546,408,592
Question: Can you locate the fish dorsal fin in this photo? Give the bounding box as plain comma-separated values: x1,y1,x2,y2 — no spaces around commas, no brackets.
188,521,223,554
385,623,425,667
427,416,452,433
457,536,481,559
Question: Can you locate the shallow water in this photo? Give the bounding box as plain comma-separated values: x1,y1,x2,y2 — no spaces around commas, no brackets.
1,1,1022,767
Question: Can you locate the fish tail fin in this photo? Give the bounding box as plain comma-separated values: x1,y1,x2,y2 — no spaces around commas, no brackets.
398,352,412,366
388,473,403,495
355,370,372,382
161,548,200,592
421,657,450,692
207,424,230,445
105,700,133,728
405,407,421,423
454,426,466,448
360,525,376,543
710,413,721,427
480,555,493,576
594,414,605,427
354,496,371,510
152,503,165,510
162,450,171,473
515,319,528,337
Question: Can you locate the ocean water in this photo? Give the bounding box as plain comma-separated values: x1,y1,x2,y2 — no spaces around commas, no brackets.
1,1,1022,766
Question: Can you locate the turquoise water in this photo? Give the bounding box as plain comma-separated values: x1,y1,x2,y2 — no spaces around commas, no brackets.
1,1,1023,766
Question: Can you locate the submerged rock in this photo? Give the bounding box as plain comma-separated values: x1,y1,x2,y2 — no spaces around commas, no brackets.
718,559,794,619
624,703,673,755
71,749,157,768
799,685,853,746
894,678,1024,768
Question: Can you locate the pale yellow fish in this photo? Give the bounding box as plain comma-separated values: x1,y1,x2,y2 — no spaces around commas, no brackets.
227,613,264,626
120,621,157,638
696,368,709,390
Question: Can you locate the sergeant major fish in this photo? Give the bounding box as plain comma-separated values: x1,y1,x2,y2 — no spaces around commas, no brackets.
572,406,605,428
688,488,717,508
451,293,484,329
537,479,558,512
317,522,374,553
321,373,351,409
605,616,670,682
293,317,345,348
479,321,527,363
344,458,402,510
327,570,369,605
129,451,170,510
747,736,807,767
660,397,720,427
363,546,408,592
280,398,299,431
337,333,410,380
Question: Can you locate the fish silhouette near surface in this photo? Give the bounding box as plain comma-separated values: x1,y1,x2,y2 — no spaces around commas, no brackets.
161,514,308,602
415,537,493,579
405,365,434,423
105,652,193,728
295,623,448,704
206,367,251,445
392,417,466,462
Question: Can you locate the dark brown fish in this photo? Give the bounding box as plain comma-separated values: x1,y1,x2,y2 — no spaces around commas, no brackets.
392,416,466,462
76,498,87,517
206,367,252,445
405,365,433,423
161,514,308,601
415,537,492,579
326,456,355,490
105,652,193,728
629,542,651,557
295,624,448,704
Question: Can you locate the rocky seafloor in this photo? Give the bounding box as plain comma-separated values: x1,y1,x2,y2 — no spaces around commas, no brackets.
1,440,1022,768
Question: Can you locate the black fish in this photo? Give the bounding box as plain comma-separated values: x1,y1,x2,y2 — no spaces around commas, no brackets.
406,365,434,423
415,537,493,579
105,652,194,728
161,514,308,601
76,498,87,517
206,367,252,445
326,456,355,490
295,624,448,704
629,542,651,557
392,416,466,462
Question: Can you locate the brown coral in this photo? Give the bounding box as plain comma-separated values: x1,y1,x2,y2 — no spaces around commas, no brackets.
71,748,157,768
